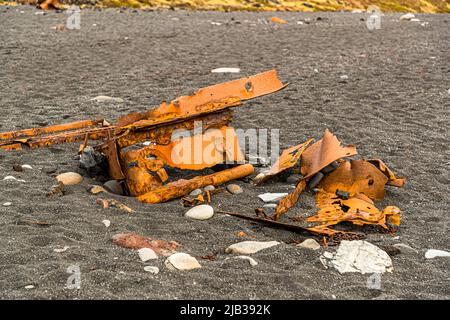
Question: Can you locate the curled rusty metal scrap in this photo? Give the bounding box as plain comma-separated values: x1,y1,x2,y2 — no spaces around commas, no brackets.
257,129,406,236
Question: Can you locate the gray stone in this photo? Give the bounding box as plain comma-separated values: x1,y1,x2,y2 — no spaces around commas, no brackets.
286,174,302,184
297,238,321,250
393,243,418,254
189,188,203,197
104,180,124,195
203,185,215,192
226,184,243,195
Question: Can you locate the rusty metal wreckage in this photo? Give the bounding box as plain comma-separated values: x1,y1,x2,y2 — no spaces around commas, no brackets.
0,69,406,237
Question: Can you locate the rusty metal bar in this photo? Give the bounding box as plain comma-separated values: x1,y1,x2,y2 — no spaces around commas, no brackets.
137,164,254,203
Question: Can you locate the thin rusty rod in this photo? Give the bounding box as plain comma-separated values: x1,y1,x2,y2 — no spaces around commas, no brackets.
0,119,105,140
216,210,312,235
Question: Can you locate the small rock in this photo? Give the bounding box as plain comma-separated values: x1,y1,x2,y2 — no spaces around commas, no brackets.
425,249,450,259
231,255,258,266
138,248,158,262
339,75,349,82
211,67,240,73
258,193,288,203
225,240,280,255
447,88,450,95
262,203,277,214
90,96,124,103
3,176,17,181
297,238,321,251
102,219,111,228
165,253,201,271
104,180,123,195
56,172,83,186
203,185,215,192
22,164,33,170
286,174,302,184
13,164,23,172
410,18,421,22
54,246,69,253
320,240,393,274
393,243,418,254
226,184,243,195
314,68,319,73
143,266,160,275
90,185,107,194
400,13,415,21
253,172,266,183
185,205,214,220
189,188,203,197
2,202,12,207
25,285,35,290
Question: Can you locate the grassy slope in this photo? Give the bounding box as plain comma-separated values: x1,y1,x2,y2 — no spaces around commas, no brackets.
1,0,450,13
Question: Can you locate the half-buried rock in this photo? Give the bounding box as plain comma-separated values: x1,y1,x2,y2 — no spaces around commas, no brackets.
185,205,214,220
104,180,123,195
225,241,280,255
165,253,201,271
56,172,83,185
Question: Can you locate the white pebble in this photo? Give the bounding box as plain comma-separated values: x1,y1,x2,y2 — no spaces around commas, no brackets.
400,13,415,21
2,202,12,207
90,96,124,103
185,205,214,220
258,193,288,203
165,253,201,271
425,249,450,259
143,266,160,275
54,246,69,253
225,241,280,255
25,285,35,290
297,238,321,250
234,255,258,266
22,164,33,170
102,219,111,228
211,67,240,73
138,248,158,262
56,172,83,186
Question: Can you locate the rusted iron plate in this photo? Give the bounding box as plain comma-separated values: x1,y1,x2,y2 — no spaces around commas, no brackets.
367,159,406,187
319,160,389,201
301,129,357,179
117,69,287,128
254,139,313,185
